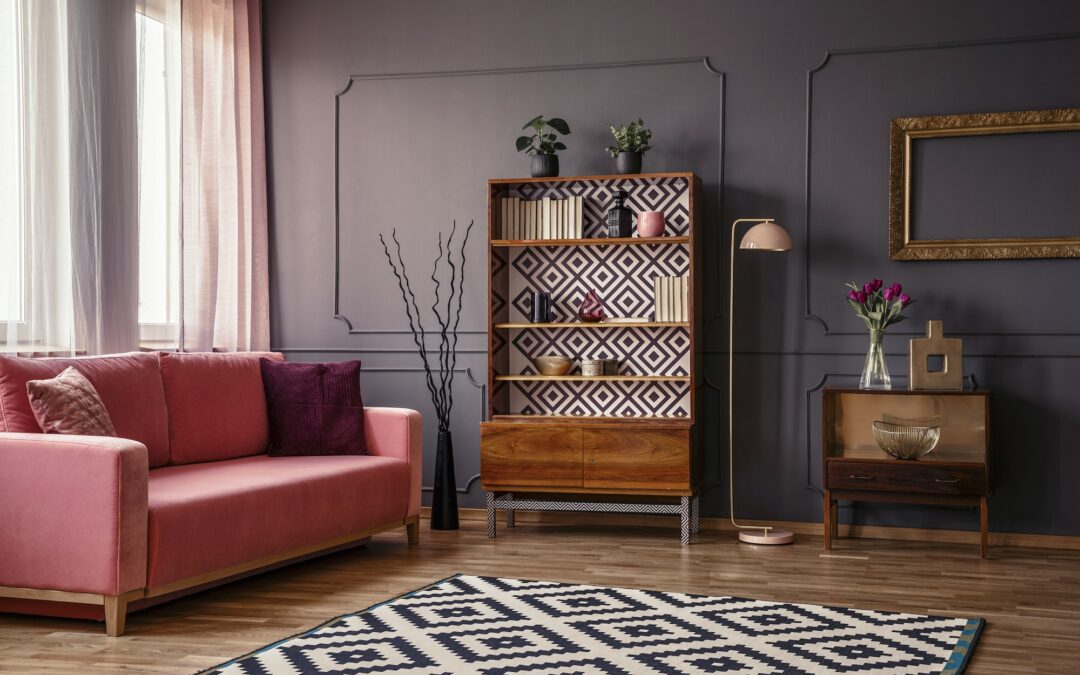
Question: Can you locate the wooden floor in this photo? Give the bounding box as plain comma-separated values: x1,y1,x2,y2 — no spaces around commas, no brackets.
1,519,1078,673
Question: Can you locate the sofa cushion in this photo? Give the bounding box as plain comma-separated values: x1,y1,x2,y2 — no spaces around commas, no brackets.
260,359,367,456
145,454,410,587
159,351,284,465
26,367,117,437
0,352,170,467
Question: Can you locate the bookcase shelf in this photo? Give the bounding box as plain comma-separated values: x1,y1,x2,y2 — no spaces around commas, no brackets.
490,236,688,248
481,171,702,545
495,321,689,330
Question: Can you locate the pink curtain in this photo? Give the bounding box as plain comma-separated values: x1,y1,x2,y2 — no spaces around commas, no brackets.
180,0,269,352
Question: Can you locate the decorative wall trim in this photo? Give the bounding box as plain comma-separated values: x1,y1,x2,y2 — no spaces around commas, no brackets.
333,56,724,336
803,32,1080,336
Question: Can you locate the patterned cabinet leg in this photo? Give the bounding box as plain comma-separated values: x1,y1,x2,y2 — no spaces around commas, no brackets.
505,493,515,528
690,495,700,534
486,491,497,539
680,496,691,545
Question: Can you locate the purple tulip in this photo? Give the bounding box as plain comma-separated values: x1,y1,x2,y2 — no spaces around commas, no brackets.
847,290,859,302
883,287,895,302
863,283,873,295
871,279,883,292
856,291,867,304
890,283,902,296
899,293,910,307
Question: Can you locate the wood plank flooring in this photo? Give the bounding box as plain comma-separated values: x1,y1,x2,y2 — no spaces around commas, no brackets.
1,518,1078,673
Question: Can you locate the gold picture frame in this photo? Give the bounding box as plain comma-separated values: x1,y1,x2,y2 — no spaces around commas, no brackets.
888,108,1080,260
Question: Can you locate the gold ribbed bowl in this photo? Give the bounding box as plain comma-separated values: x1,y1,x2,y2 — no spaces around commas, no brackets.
872,420,940,460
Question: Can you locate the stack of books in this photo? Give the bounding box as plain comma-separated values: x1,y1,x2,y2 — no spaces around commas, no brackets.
499,196,584,240
653,276,689,322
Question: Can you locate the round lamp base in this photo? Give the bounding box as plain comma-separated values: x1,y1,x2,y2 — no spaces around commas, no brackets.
738,529,795,545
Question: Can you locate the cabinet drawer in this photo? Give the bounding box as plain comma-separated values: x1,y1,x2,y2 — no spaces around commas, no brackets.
828,460,985,495
481,425,582,487
583,429,690,490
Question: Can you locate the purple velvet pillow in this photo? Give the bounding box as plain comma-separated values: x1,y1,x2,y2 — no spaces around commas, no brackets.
259,359,366,456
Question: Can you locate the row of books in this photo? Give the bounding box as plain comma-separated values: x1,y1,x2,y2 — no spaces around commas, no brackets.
498,196,585,240
654,276,689,322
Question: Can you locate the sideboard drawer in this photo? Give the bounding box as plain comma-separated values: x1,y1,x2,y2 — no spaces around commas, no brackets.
583,429,690,490
481,425,582,487
828,460,984,495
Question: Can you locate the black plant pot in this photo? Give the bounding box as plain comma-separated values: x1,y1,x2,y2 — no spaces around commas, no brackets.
531,154,559,178
430,429,459,530
615,151,643,175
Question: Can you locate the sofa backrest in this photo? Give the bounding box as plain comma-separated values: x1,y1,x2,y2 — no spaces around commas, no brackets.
0,352,172,467
159,351,285,465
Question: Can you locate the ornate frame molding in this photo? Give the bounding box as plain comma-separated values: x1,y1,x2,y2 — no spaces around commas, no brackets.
888,107,1080,261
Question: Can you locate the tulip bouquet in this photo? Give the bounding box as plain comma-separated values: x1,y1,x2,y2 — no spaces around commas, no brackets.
845,279,912,331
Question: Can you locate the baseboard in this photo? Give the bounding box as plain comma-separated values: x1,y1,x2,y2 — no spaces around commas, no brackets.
420,507,1080,551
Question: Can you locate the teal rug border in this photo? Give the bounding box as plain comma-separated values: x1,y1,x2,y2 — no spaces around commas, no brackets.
195,572,985,674
193,572,465,674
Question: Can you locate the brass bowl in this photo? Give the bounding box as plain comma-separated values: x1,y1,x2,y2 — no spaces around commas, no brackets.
872,420,940,460
534,355,572,376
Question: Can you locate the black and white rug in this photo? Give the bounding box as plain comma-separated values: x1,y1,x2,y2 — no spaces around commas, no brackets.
203,574,983,674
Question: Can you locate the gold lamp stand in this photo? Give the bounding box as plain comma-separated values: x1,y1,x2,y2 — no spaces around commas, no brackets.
728,218,795,545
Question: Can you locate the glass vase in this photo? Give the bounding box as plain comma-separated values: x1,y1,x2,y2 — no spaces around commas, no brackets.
859,329,892,390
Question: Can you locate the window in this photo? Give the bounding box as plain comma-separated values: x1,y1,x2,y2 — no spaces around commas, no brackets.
136,6,180,345
0,0,21,324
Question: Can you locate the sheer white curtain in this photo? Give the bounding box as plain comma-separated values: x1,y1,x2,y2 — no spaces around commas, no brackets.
0,0,181,356
180,0,270,352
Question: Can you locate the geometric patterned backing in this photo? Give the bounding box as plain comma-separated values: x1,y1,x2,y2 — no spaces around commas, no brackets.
491,177,693,419
204,574,984,675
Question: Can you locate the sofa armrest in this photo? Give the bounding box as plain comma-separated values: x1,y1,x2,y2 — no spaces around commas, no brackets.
363,408,422,518
0,433,148,596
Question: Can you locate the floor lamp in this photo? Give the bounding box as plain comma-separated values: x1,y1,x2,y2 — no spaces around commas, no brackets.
728,218,794,545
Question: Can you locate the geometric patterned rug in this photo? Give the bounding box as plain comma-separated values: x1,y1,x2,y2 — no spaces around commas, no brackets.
201,574,984,674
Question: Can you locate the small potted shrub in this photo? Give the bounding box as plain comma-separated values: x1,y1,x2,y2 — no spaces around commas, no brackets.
606,119,653,174
516,115,571,178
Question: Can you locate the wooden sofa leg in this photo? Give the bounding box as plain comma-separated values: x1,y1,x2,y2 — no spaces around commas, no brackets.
406,519,420,545
104,594,129,637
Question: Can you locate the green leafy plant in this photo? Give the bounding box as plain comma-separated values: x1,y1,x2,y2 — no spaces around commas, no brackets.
606,119,653,157
515,115,571,156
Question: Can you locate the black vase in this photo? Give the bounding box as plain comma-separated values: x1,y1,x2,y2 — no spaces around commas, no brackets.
615,151,642,175
531,154,559,178
430,429,459,530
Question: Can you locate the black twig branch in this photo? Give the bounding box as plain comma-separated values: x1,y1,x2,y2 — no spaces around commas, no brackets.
380,220,474,431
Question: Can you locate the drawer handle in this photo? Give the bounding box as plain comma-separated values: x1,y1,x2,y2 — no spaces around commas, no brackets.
934,478,961,484
848,475,875,480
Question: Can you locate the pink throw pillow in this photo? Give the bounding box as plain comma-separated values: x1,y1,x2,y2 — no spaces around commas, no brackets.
25,366,117,436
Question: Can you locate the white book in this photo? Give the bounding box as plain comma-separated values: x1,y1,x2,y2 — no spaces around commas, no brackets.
541,197,550,240
682,276,690,322
653,277,662,321
500,198,508,239
523,201,531,240
658,277,669,322
564,199,571,238
575,196,584,238
558,199,565,239
670,277,677,322
528,201,536,240
509,197,518,239
674,277,684,322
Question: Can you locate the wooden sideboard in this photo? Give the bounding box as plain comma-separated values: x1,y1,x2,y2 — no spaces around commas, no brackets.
822,388,991,557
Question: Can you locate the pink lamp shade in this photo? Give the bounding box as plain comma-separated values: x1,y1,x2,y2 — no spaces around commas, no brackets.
739,220,792,251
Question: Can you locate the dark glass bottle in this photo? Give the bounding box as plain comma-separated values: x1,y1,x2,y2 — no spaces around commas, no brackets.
605,190,633,238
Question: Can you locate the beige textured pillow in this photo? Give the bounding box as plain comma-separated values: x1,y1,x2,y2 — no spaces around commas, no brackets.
25,366,117,436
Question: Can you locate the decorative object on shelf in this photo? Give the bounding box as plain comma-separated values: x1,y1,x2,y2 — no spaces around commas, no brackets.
581,358,619,377
728,218,794,546
533,355,573,376
516,115,571,178
577,289,606,322
605,190,634,238
653,275,688,322
606,118,653,174
530,290,553,323
872,419,941,459
909,320,963,391
379,220,475,531
637,210,665,238
844,279,913,390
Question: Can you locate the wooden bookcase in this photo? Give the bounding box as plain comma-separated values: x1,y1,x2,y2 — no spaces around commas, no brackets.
822,388,991,557
479,172,702,544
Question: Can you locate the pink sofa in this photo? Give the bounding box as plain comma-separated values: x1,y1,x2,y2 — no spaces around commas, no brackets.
0,351,421,636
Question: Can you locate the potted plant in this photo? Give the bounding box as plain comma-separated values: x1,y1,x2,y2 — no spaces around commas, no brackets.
516,115,571,178
606,119,653,174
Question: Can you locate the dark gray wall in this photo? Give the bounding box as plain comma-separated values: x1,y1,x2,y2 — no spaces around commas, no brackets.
263,0,1080,536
